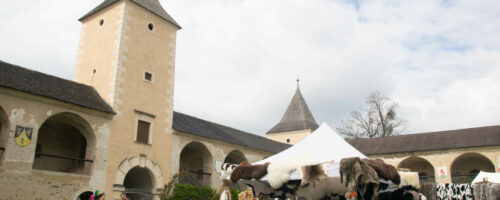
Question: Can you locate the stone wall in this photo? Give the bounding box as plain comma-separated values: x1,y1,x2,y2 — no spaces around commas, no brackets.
370,145,500,183
0,89,112,199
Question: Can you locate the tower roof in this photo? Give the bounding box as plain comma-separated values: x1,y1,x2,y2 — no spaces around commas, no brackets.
267,82,319,134
79,0,181,29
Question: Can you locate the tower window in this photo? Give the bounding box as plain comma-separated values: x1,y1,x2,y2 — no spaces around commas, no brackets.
148,23,154,31
99,19,104,26
136,120,151,144
144,71,153,83
286,138,290,143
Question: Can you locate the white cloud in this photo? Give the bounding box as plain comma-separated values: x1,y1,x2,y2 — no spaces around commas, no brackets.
1,0,499,136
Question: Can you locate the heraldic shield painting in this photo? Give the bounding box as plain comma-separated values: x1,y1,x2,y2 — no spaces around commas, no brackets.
14,126,33,147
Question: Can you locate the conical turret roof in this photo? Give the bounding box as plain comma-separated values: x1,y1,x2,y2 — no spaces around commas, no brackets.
267,83,319,134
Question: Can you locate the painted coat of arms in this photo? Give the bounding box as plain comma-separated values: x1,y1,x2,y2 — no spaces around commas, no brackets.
14,126,33,147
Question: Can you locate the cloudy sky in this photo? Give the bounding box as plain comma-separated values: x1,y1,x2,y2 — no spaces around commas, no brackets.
1,0,499,136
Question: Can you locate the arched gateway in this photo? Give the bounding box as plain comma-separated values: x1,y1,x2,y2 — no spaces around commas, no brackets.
114,155,164,200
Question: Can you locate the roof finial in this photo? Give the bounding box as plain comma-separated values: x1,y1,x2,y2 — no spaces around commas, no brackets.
296,77,300,87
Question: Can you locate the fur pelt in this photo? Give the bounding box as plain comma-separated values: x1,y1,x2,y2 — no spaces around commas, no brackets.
320,193,347,200
363,159,401,185
267,155,310,189
379,186,425,200
219,180,232,200
296,177,347,200
220,163,238,180
339,157,379,200
238,189,257,200
299,163,328,187
230,162,270,183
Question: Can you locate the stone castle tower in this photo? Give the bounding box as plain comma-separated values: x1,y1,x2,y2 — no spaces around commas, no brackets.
267,81,319,145
74,0,180,199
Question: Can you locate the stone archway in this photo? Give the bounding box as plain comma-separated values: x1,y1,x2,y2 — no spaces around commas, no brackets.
224,150,247,164
179,141,213,186
398,156,436,183
124,167,155,200
32,112,95,175
114,155,164,200
451,152,495,183
0,106,8,165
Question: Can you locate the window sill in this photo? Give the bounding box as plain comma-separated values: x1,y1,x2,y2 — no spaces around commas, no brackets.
134,141,152,146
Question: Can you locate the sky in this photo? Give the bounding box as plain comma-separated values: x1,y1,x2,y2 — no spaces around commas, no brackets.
1,0,499,136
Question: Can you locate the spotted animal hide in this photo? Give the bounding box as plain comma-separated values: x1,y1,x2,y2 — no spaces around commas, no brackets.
436,183,474,200
340,157,379,200
364,158,401,185
220,163,238,180
230,162,270,183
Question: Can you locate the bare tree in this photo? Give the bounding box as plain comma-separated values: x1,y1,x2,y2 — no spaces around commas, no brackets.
337,91,406,139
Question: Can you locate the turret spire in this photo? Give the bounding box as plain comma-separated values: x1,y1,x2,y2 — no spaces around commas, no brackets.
267,80,319,134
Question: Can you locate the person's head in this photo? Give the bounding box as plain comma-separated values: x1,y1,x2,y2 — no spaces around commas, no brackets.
94,190,105,200
120,192,127,200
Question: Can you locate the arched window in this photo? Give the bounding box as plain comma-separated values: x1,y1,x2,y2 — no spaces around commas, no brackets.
451,153,495,183
0,106,9,165
179,141,213,186
398,156,436,183
224,150,247,165
32,113,95,175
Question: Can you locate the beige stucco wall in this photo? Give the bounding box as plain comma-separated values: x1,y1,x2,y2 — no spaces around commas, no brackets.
0,88,112,199
171,131,276,189
267,129,313,145
75,1,178,199
369,145,500,183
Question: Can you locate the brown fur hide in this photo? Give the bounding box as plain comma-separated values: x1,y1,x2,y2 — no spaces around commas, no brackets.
230,162,270,183
238,189,257,200
363,158,401,185
340,157,379,200
300,164,328,187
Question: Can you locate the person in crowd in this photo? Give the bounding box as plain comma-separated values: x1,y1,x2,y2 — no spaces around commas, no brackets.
120,192,130,200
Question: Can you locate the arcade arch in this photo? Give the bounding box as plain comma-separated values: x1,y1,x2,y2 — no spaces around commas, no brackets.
451,152,495,183
398,156,436,183
224,150,247,164
179,141,213,186
0,106,8,165
32,112,95,175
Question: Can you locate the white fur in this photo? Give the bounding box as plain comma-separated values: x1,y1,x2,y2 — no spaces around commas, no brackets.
220,163,237,180
267,156,311,189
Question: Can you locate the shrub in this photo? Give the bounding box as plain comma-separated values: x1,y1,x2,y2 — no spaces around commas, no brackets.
166,184,218,200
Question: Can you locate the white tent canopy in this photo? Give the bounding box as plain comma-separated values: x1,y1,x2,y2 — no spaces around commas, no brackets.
255,123,366,165
253,123,367,181
472,171,500,184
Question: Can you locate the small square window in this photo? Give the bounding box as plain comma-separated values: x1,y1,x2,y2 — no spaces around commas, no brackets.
136,120,151,144
144,71,153,82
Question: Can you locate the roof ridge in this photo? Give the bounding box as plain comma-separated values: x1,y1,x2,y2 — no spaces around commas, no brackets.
174,111,270,139
0,60,110,92
351,124,500,140
0,60,115,114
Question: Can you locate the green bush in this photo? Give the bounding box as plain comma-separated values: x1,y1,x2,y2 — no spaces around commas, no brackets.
230,188,241,200
166,184,218,200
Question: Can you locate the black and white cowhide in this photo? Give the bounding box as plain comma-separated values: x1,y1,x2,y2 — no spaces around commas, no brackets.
436,183,474,200
220,163,238,180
